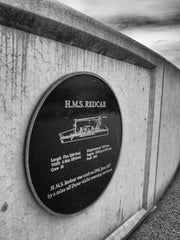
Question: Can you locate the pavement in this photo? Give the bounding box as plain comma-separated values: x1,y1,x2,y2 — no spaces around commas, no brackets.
128,166,180,240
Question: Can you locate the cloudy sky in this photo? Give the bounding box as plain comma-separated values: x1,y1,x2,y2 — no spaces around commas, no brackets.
58,0,180,68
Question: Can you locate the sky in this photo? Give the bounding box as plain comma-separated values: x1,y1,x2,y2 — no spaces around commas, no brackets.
57,0,180,69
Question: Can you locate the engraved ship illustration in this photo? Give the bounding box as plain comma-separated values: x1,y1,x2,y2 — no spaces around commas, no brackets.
59,116,109,144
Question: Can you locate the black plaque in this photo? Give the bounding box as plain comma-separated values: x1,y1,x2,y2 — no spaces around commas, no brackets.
25,72,122,215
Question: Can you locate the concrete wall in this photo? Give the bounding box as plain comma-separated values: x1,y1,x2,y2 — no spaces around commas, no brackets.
155,62,180,202
0,1,179,239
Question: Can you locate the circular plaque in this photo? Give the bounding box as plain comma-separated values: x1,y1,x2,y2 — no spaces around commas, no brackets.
25,72,122,215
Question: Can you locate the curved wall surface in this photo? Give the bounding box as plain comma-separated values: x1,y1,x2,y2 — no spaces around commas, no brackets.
0,1,180,239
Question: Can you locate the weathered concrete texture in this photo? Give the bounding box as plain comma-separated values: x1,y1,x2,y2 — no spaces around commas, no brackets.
155,62,180,202
0,0,180,240
144,64,164,209
0,25,151,240
0,0,162,67
0,2,155,70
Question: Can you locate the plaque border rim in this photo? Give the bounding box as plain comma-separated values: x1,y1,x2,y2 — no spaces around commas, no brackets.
24,71,123,217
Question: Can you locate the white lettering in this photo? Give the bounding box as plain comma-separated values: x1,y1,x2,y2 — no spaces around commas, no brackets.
64,100,106,108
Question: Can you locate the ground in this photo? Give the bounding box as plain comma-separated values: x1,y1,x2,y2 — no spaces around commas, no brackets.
128,166,180,240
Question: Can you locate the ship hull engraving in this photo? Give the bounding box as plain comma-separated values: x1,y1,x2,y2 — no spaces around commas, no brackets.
59,116,109,143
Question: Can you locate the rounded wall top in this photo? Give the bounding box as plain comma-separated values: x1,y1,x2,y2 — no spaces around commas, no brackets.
0,0,164,69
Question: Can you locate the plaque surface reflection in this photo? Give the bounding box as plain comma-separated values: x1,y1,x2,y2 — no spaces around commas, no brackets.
25,73,122,215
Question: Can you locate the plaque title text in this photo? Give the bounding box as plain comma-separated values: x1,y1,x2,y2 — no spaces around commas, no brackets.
65,100,106,108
